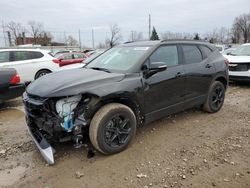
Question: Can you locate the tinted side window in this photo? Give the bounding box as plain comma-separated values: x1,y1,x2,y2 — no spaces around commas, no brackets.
12,51,30,61
182,45,202,64
200,46,213,58
63,54,73,60
31,52,44,59
0,52,10,63
74,54,84,59
149,45,178,67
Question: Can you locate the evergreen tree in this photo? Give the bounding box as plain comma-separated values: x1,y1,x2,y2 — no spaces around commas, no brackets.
150,27,160,40
193,33,200,40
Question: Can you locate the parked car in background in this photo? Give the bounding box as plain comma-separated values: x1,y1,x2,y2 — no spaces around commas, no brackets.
53,50,78,57
86,49,106,57
0,49,60,83
23,40,228,164
0,68,25,103
223,43,250,82
222,48,236,55
53,52,88,67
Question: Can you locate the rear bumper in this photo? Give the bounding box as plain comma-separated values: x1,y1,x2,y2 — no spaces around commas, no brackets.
0,84,25,102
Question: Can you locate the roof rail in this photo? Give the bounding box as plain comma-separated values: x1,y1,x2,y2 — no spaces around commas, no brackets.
123,41,135,44
160,39,207,43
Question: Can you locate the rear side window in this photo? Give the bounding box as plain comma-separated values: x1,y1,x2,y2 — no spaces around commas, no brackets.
74,53,84,59
0,52,10,63
63,54,73,60
182,45,202,64
149,45,179,67
11,51,44,61
31,52,44,59
200,45,213,59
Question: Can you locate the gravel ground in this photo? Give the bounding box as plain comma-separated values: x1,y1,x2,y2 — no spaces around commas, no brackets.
0,84,250,188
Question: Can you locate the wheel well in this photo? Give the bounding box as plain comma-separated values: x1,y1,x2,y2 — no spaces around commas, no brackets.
215,76,228,88
35,69,52,79
96,97,144,126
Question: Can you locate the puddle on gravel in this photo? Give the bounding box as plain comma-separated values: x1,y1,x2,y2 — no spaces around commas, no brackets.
0,166,26,186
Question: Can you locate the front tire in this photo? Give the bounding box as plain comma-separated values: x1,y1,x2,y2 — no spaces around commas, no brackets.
203,81,225,113
89,103,137,155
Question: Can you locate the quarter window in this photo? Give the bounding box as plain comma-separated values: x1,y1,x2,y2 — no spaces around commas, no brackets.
149,45,179,67
182,45,202,64
200,45,213,58
0,52,10,63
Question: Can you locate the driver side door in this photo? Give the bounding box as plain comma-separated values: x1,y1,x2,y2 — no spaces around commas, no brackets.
143,45,186,123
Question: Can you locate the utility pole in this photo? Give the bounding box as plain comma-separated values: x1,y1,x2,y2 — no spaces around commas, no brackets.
2,20,7,47
78,29,82,50
92,29,95,49
64,31,67,46
149,14,151,40
7,31,11,46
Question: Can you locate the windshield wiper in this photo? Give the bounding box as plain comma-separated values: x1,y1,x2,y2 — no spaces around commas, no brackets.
89,67,111,73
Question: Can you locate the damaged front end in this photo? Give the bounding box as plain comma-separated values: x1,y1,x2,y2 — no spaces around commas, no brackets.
23,92,94,164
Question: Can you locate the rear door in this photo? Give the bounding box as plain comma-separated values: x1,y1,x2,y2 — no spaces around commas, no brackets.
8,51,44,82
144,45,186,122
181,44,215,101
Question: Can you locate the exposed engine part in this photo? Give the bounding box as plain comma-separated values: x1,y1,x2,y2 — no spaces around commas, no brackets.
56,95,82,131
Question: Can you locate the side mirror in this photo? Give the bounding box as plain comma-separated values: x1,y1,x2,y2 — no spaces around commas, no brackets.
149,62,167,71
143,62,167,79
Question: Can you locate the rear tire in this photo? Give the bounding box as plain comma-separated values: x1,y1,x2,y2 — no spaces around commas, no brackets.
89,103,137,155
35,70,51,79
203,81,225,113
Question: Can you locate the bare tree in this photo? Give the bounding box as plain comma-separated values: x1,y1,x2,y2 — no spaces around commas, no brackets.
130,31,144,41
37,32,53,46
233,13,250,43
28,21,44,44
106,24,122,47
6,21,26,45
161,31,193,40
66,35,78,46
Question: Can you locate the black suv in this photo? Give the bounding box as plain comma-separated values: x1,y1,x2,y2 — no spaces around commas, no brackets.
23,40,228,164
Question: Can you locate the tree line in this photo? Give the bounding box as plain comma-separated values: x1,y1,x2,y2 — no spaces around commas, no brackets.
4,21,78,46
3,11,250,48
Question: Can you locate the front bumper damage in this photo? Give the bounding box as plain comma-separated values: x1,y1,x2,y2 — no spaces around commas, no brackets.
23,92,93,164
27,125,55,165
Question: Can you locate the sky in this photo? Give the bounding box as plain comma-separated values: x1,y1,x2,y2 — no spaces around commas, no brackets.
0,0,249,48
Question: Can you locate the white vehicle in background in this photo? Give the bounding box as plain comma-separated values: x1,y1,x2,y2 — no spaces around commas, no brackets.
223,43,250,82
0,49,60,83
222,48,236,55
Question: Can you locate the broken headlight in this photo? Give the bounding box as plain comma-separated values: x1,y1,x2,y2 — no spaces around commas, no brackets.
55,95,82,132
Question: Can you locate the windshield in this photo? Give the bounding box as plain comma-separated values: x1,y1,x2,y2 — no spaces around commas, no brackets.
86,47,149,73
231,45,250,56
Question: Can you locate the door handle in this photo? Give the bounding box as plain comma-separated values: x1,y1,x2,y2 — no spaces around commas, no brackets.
205,64,212,68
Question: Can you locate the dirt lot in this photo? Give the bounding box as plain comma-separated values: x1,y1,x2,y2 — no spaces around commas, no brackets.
0,84,250,188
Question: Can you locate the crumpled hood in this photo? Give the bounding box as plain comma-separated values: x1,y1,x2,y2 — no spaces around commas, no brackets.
27,68,125,97
224,55,250,63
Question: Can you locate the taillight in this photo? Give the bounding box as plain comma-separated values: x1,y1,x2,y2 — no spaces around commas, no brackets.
224,58,229,66
52,59,60,64
10,73,20,84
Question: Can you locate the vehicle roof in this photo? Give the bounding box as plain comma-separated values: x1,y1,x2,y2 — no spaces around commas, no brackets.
0,48,50,53
119,40,213,47
242,43,250,46
57,52,86,56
